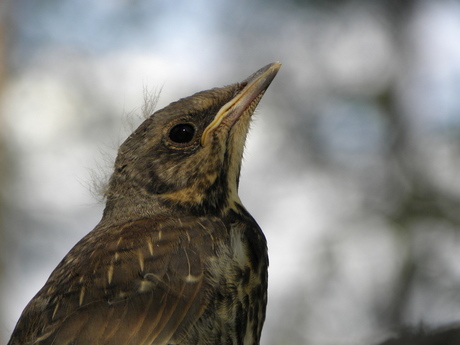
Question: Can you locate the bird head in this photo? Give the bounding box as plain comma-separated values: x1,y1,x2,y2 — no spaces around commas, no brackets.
105,62,281,218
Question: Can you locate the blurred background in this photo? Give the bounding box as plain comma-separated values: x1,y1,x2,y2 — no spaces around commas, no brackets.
1,0,460,344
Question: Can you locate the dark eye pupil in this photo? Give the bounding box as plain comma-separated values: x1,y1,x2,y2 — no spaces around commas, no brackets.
169,124,195,143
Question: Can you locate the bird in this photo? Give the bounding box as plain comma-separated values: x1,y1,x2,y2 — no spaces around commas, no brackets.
8,62,281,345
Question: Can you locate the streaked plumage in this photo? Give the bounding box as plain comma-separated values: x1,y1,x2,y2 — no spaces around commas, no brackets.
8,62,281,345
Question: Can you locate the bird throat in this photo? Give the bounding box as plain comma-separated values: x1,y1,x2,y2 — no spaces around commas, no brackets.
158,156,244,217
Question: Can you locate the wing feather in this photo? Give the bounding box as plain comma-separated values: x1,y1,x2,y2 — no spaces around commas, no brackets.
8,217,226,345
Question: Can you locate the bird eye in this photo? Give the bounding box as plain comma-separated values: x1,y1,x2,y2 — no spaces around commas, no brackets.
168,124,195,144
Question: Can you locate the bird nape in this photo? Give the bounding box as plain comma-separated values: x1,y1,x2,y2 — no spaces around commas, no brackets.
8,62,281,345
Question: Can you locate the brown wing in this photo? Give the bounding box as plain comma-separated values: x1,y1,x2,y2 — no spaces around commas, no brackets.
8,217,226,345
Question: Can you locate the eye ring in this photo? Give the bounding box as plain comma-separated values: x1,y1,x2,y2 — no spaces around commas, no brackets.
168,123,196,144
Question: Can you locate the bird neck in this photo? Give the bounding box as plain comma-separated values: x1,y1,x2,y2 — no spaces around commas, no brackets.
101,174,244,225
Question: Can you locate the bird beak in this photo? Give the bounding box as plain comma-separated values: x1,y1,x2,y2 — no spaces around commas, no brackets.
201,62,281,146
